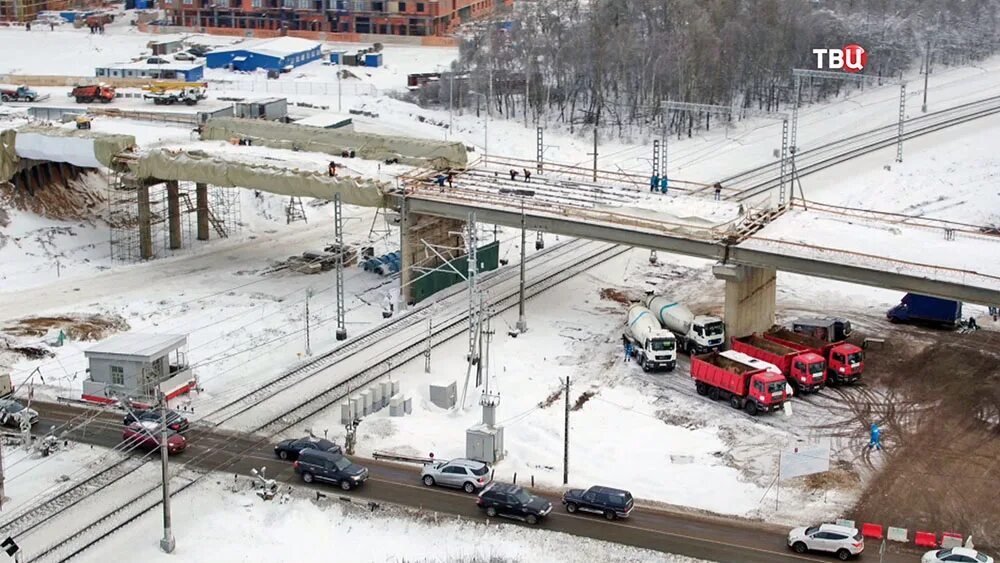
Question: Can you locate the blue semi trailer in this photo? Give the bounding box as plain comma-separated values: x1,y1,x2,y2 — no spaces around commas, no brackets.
886,293,962,327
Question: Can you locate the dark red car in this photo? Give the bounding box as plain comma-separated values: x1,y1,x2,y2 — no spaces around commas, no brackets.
123,421,186,455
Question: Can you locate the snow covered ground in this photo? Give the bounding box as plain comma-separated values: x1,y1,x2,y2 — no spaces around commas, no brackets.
2,21,1000,554
86,478,705,563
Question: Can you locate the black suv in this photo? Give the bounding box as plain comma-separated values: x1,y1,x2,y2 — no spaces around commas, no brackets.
123,409,189,432
274,437,341,461
293,449,368,491
562,485,634,520
476,482,552,525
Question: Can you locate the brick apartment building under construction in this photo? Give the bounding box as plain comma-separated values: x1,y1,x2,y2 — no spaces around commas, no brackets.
156,0,498,37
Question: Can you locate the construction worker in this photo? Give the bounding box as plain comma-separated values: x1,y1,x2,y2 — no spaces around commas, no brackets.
447,170,455,188
713,182,722,200
509,169,518,181
523,168,531,182
624,340,633,362
650,174,659,192
867,423,882,451
660,176,668,194
328,162,337,177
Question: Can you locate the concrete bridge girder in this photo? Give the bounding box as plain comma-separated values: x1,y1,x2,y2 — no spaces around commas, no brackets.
404,196,1000,308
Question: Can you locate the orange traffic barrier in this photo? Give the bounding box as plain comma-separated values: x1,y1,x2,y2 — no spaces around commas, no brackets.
861,523,884,540
914,531,938,548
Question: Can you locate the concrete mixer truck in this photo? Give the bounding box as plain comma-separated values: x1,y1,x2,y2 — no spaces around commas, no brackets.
645,296,725,355
623,304,677,372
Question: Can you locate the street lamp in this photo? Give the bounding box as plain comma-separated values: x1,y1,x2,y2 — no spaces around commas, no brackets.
469,91,489,162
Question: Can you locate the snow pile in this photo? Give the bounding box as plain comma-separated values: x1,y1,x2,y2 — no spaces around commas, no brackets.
86,479,704,563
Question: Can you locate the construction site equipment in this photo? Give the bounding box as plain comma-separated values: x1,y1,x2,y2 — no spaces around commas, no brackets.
622,304,676,372
70,84,116,104
730,334,826,393
690,351,788,416
792,317,853,342
645,296,725,355
1,85,47,102
763,326,864,386
142,82,208,106
75,116,93,130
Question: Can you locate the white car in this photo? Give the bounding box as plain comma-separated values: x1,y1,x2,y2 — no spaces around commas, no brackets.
420,458,491,493
922,547,994,563
788,523,864,560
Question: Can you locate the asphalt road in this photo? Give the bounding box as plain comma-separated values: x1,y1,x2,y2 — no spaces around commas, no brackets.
31,401,920,563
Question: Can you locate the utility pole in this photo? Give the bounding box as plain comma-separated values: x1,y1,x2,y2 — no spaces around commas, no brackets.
516,198,528,333
591,124,598,182
423,315,432,373
563,376,570,485
334,192,346,341
922,36,932,113
449,69,454,136
1,431,5,511
337,67,342,113
304,288,312,356
159,391,175,554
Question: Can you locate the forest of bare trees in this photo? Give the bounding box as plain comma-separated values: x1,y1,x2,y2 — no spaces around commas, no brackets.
413,0,1000,139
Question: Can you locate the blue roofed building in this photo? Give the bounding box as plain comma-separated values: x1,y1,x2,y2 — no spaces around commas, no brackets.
205,37,322,72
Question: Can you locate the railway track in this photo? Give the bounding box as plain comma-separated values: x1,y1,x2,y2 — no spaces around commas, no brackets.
724,94,1000,203
18,239,625,561
197,237,601,429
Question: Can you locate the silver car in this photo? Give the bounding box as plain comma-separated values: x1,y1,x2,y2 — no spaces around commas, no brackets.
420,458,491,493
922,547,994,563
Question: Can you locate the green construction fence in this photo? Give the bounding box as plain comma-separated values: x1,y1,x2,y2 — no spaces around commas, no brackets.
411,241,500,303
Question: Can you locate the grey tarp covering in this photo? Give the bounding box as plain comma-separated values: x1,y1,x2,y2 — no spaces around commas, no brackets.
1,126,135,182
128,149,388,207
200,117,468,169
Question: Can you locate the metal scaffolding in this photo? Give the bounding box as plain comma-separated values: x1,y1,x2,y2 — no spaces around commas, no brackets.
109,180,241,263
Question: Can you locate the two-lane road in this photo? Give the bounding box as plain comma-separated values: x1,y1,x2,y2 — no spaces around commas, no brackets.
31,401,919,562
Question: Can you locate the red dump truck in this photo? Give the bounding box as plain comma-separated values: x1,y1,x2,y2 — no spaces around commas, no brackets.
730,334,826,393
690,352,789,416
762,326,864,386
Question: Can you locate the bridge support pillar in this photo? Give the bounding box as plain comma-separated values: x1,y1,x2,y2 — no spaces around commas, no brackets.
166,180,181,250
399,199,466,306
196,183,209,241
138,184,154,260
713,263,776,340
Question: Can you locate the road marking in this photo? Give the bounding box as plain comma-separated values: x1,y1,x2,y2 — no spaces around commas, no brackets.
365,478,826,562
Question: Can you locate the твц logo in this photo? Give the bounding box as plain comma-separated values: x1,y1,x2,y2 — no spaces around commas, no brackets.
812,44,867,73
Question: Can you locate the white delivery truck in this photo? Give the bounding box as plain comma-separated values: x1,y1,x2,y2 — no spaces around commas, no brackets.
623,304,677,372
645,295,725,355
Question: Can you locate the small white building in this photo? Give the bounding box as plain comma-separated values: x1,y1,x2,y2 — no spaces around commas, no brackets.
83,333,195,405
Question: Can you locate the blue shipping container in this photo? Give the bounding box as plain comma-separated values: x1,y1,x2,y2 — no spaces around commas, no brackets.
364,53,382,68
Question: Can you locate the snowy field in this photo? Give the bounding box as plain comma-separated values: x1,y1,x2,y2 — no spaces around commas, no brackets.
87,478,705,563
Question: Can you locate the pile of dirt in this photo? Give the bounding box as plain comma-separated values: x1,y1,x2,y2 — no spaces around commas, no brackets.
851,329,1000,549
0,170,108,223
3,313,130,341
571,390,596,411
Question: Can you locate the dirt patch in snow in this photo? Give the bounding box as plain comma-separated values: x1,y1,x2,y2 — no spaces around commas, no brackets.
2,313,130,341
0,170,108,223
537,387,563,409
850,327,1000,550
571,390,596,411
599,288,631,304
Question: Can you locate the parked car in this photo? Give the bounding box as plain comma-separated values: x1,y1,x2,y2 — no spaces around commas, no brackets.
0,398,39,427
922,547,994,563
420,458,491,493
476,482,552,525
274,437,341,461
787,523,863,560
187,45,211,57
146,57,169,65
561,485,634,520
173,51,196,61
122,421,187,455
123,408,189,432
293,449,368,490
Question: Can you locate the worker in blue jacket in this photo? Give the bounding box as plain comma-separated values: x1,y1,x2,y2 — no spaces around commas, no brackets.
650,174,660,192
660,176,669,194
624,341,633,362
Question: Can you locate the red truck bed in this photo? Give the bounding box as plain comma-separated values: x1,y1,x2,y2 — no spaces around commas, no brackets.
690,354,756,398
730,334,798,374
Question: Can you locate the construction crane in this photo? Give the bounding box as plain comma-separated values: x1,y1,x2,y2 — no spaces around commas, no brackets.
141,81,208,106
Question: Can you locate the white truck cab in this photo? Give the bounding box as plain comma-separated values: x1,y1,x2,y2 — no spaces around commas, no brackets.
623,305,677,372
646,296,725,355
